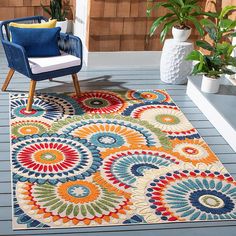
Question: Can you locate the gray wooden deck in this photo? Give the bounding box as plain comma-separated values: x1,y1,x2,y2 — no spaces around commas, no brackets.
0,46,236,235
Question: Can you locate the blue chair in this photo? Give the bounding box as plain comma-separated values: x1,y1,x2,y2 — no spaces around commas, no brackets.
0,16,83,112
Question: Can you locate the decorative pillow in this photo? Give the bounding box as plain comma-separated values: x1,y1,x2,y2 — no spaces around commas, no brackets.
9,27,61,57
9,19,57,29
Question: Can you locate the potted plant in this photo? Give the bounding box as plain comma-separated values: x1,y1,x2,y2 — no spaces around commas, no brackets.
186,6,236,93
147,0,204,42
41,0,70,33
226,28,236,85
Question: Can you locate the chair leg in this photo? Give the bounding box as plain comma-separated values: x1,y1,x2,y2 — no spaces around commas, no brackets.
26,80,37,112
72,74,81,98
1,69,15,91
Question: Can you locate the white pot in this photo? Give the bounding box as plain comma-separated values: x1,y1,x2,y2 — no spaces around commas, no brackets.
172,26,192,42
56,19,68,33
201,75,221,93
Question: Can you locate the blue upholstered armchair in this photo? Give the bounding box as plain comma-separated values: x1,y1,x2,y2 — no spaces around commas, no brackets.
0,16,83,112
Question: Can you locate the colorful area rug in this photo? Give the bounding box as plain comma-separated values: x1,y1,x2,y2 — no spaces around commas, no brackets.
10,90,236,230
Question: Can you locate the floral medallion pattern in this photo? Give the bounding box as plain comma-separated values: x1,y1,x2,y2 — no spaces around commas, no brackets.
12,134,102,184
49,115,171,150
11,118,52,139
14,179,133,227
171,138,219,165
132,164,236,223
123,102,200,139
11,93,84,120
10,90,236,229
125,90,172,103
73,91,127,114
94,146,180,197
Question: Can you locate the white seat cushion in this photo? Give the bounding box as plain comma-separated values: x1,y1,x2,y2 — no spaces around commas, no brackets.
28,52,81,74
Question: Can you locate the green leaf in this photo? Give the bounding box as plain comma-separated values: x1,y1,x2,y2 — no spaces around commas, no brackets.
230,32,236,37
217,42,232,55
200,18,216,28
219,6,236,20
205,56,217,70
202,12,219,18
175,0,184,7
228,56,236,66
188,0,198,4
199,53,204,70
168,0,181,7
44,0,67,20
58,0,62,8
196,40,214,51
162,3,180,18
207,70,222,77
207,56,222,66
160,25,170,43
219,19,236,30
187,16,204,36
160,19,177,43
149,13,175,36
186,50,202,61
191,63,202,75
182,4,201,12
205,26,218,41
221,67,235,75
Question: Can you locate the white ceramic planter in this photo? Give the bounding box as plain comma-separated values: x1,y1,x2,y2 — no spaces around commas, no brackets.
160,39,193,84
172,27,192,42
56,19,68,33
201,75,221,93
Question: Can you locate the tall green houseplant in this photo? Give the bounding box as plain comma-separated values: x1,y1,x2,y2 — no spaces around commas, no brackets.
186,6,236,78
147,0,204,42
186,6,236,93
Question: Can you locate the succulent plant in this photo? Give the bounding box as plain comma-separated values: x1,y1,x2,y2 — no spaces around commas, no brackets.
41,0,69,21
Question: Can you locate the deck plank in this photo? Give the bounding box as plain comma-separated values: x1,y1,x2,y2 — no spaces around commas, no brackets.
0,220,236,236
0,46,236,235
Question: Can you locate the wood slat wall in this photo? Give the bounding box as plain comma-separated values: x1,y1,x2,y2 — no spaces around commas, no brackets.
88,0,236,52
0,0,235,52
0,0,75,21
88,0,207,52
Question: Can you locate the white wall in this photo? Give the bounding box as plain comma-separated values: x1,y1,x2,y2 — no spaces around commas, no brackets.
73,0,89,65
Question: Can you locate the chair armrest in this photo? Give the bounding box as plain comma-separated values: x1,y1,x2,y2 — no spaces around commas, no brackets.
58,33,83,66
2,40,32,78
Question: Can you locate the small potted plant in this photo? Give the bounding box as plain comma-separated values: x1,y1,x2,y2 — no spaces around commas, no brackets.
186,6,236,93
41,0,70,33
147,0,204,42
